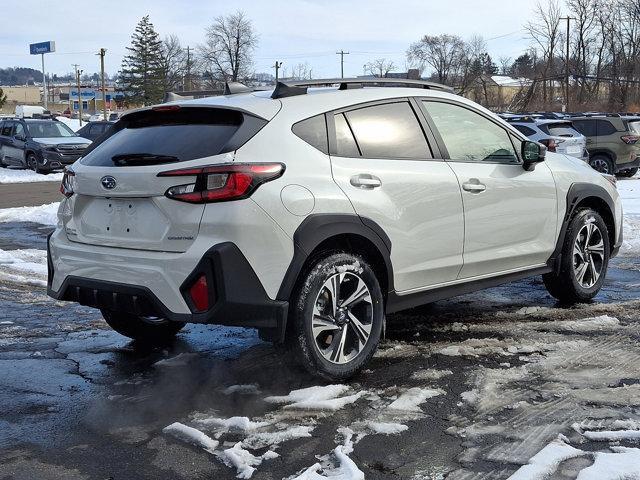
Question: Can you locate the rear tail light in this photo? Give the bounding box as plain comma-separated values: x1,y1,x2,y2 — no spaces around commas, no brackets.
621,135,639,145
59,168,75,198
539,138,565,153
158,163,285,204
188,274,210,312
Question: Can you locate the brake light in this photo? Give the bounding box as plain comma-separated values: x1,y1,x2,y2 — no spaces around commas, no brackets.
59,168,75,198
158,163,285,203
621,135,639,145
152,105,181,112
188,274,210,312
539,139,565,153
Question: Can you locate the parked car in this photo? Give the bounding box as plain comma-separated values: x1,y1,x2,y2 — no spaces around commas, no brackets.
0,118,91,173
569,114,640,176
15,105,46,119
76,121,113,142
48,78,622,380
503,116,588,162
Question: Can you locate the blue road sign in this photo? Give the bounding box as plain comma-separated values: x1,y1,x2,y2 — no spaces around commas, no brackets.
29,41,56,55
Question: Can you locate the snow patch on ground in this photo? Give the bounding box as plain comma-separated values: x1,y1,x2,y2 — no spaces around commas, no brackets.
506,437,586,480
619,177,640,255
387,387,445,412
222,384,261,396
0,248,47,286
0,202,59,225
162,422,219,453
220,442,278,479
153,352,199,367
411,368,453,381
265,385,365,410
0,168,63,184
192,416,270,435
349,420,409,435
242,425,315,449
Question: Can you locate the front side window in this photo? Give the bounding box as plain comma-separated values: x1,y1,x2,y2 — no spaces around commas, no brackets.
26,121,76,138
343,102,431,159
334,113,360,157
14,123,25,137
423,101,518,163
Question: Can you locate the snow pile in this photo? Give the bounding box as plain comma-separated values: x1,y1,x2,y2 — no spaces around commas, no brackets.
162,422,219,454
619,176,640,254
221,443,278,479
349,420,408,435
193,416,270,435
264,384,366,411
242,425,314,449
506,437,586,480
55,116,82,132
0,202,59,226
0,248,48,286
0,168,63,184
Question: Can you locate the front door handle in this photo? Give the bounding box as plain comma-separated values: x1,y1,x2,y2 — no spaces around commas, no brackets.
350,174,382,189
462,180,486,193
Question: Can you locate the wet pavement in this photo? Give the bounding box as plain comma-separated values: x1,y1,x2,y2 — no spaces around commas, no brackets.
1,221,640,479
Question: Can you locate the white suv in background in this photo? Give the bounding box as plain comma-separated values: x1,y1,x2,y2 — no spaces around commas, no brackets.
48,79,623,380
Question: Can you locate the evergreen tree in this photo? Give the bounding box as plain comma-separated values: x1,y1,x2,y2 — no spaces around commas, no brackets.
119,16,164,105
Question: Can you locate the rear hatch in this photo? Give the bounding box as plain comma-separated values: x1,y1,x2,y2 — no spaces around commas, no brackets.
63,105,270,252
539,121,586,158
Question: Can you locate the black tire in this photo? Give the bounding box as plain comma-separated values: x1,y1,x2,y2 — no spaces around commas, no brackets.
543,208,610,303
589,155,615,175
26,153,41,173
287,252,385,381
101,309,185,343
617,167,638,178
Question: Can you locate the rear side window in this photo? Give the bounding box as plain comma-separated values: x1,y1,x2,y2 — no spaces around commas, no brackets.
1,122,13,137
513,125,536,136
81,107,266,167
595,120,617,136
572,119,596,137
292,114,328,153
343,102,431,159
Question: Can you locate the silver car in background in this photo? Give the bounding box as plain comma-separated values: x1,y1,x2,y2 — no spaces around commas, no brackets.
502,116,589,162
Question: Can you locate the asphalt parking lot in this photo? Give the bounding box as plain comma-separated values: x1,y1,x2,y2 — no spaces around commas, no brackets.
1,216,640,479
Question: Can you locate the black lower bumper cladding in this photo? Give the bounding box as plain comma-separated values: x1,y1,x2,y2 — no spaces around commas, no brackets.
47,240,288,337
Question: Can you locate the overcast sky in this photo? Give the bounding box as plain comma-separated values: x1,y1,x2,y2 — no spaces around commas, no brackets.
0,0,544,79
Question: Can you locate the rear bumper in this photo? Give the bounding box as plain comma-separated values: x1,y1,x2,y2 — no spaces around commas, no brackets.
616,156,640,172
47,234,288,335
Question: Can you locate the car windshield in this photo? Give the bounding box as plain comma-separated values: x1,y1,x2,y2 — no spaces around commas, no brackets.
628,121,640,135
26,121,76,138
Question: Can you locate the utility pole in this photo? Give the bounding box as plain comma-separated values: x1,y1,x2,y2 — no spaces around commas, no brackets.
273,61,282,82
560,17,573,112
98,48,107,120
41,54,48,110
185,46,192,91
336,50,349,78
73,64,84,127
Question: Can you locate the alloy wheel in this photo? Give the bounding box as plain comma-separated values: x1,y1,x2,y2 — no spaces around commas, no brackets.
312,271,373,364
573,220,605,288
590,158,611,174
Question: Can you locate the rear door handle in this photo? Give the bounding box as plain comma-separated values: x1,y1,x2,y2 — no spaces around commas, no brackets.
462,181,486,193
350,174,382,189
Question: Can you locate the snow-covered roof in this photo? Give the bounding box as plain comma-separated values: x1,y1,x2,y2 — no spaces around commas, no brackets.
490,75,532,87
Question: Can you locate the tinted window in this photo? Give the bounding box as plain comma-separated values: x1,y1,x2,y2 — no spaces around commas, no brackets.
292,114,328,153
334,113,360,157
82,108,265,167
595,120,617,136
571,119,596,137
513,125,536,136
89,123,104,135
14,123,25,137
539,122,580,137
1,122,13,137
423,101,518,163
344,102,431,159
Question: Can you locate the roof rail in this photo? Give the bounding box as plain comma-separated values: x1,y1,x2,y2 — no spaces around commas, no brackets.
271,77,454,99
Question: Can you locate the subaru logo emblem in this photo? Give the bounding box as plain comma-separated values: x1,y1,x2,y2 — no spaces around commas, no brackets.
101,176,117,190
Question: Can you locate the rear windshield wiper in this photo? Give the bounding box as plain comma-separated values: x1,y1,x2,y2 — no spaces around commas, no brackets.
111,153,179,166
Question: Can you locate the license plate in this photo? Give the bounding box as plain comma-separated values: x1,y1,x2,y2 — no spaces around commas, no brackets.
566,145,581,154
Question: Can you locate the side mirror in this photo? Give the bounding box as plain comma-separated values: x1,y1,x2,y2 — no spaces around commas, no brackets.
522,140,546,170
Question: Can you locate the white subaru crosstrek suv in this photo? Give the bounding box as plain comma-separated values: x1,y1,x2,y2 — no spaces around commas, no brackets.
48,79,623,380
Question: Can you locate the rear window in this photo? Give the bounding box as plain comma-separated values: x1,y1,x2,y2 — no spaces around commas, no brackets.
512,125,536,136
81,107,266,167
539,122,580,137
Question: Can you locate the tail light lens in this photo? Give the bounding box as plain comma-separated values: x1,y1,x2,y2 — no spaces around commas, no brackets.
59,168,75,198
539,138,564,153
158,163,285,204
621,135,639,145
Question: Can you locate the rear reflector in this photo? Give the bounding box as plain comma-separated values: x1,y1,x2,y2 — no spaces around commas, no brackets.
158,163,285,204
59,168,75,198
188,274,210,312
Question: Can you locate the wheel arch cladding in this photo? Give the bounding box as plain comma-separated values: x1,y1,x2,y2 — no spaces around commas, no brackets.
552,183,617,269
276,214,393,302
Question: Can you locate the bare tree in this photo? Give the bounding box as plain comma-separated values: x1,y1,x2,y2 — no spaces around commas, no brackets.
499,56,512,75
199,11,258,85
525,0,562,104
407,34,464,84
288,62,313,80
363,58,396,77
159,35,186,94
